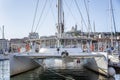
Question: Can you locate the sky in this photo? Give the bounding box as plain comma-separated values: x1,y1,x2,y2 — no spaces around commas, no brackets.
0,0,120,39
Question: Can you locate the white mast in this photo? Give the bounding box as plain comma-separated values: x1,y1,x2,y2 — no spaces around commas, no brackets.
84,0,91,52
109,0,117,47
2,25,5,39
57,0,64,48
109,0,113,47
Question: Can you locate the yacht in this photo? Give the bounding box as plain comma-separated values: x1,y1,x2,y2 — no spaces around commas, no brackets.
10,0,114,77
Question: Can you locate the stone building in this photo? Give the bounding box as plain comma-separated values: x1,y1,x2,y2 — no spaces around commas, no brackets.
0,39,9,53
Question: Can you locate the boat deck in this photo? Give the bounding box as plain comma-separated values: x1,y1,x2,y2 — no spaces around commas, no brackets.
13,52,105,59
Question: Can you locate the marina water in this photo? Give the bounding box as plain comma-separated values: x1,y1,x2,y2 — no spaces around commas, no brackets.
10,67,120,80
0,60,9,80
10,59,120,80
1,59,120,80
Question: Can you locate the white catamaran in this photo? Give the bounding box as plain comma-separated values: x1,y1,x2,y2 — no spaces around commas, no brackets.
9,0,115,77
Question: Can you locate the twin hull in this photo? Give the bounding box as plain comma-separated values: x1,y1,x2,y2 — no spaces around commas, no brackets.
10,54,40,76
9,49,108,77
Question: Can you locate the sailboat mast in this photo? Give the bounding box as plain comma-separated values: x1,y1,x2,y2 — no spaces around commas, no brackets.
57,0,64,48
2,25,5,39
109,0,117,47
93,22,96,33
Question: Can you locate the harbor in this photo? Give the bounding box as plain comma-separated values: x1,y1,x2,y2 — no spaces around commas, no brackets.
10,59,120,80
0,59,9,80
0,59,120,80
0,0,120,80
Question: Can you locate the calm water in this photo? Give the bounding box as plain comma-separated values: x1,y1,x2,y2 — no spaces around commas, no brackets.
0,59,120,80
10,67,119,80
10,59,120,80
0,60,10,80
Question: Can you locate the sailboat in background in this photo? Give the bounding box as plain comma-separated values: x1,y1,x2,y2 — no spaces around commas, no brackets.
107,0,120,70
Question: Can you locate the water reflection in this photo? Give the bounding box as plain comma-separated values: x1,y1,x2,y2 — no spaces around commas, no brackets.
0,57,119,80
11,58,110,80
11,67,43,80
0,60,10,80
10,58,120,80
115,74,120,80
11,66,110,80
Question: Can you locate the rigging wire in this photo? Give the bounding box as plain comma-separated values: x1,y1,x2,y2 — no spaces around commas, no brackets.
110,0,117,36
47,68,74,80
63,0,81,28
35,0,54,32
34,0,47,32
31,0,39,32
50,0,57,25
84,0,92,33
74,0,88,32
40,64,74,80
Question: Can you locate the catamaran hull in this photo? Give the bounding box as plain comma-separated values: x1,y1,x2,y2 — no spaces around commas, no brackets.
84,57,108,76
10,53,40,76
39,48,108,76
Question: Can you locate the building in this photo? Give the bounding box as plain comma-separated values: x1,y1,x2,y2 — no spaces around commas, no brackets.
0,39,9,53
39,26,120,51
28,32,39,39
9,38,27,52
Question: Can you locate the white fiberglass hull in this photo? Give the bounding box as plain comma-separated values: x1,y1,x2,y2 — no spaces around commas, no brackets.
39,48,108,76
84,56,108,76
10,53,40,76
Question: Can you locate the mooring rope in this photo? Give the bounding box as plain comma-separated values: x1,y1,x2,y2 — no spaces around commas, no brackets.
40,63,75,80
47,68,75,80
